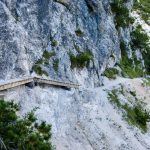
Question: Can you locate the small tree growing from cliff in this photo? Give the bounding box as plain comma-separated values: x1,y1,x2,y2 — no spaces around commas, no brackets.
0,99,55,150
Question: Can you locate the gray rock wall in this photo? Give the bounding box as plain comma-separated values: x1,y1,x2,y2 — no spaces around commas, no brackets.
1,1,150,150
0,0,121,86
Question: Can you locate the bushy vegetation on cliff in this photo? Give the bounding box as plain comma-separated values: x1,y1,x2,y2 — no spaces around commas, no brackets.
110,0,133,28
134,0,150,24
0,100,55,150
108,89,150,132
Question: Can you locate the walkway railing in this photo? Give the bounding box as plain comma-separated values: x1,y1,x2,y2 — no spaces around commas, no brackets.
0,76,79,91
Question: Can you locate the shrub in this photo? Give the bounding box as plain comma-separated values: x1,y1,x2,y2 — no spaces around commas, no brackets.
32,51,56,76
32,65,43,75
143,49,150,74
32,65,48,76
123,103,150,132
131,26,150,74
120,59,144,78
0,100,54,150
108,89,150,132
75,29,84,37
131,26,149,50
133,0,150,24
142,78,150,87
41,70,49,76
102,68,119,79
51,40,58,47
69,50,93,69
110,0,131,28
108,89,121,107
36,59,44,65
119,41,144,78
53,59,59,72
43,51,56,60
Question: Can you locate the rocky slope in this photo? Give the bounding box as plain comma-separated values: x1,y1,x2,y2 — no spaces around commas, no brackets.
0,0,150,149
4,77,150,150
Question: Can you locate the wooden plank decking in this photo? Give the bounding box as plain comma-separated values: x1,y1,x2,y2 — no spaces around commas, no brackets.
0,76,79,91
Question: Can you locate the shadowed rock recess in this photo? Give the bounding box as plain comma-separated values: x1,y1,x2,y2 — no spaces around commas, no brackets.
0,0,150,150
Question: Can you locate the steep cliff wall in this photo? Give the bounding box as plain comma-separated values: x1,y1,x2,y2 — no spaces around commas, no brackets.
0,0,121,86
0,0,150,150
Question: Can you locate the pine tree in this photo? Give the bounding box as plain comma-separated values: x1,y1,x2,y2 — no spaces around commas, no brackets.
0,99,55,150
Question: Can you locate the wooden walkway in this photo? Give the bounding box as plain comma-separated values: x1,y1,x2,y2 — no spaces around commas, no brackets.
0,76,79,91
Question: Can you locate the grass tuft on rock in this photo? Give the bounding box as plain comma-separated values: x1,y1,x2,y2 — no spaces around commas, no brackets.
53,59,59,72
108,89,150,133
32,65,48,76
123,103,150,133
51,40,58,47
110,0,132,28
43,51,56,60
133,0,150,25
119,41,144,78
102,68,119,79
108,89,121,107
32,51,56,76
69,50,93,69
75,29,84,37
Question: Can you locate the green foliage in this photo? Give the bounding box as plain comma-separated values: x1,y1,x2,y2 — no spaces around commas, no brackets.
53,59,59,72
108,89,121,107
119,41,144,78
130,90,136,97
36,59,44,65
32,65,42,76
32,65,48,76
51,40,58,47
131,26,150,74
142,78,150,86
123,103,150,132
128,16,135,24
43,51,56,60
69,51,93,69
0,100,54,150
110,0,131,28
143,49,150,74
108,89,150,132
133,0,150,24
131,26,149,50
102,68,119,79
32,51,56,76
75,29,84,37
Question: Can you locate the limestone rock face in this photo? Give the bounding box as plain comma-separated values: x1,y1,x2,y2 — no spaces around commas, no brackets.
0,0,120,86
1,0,150,150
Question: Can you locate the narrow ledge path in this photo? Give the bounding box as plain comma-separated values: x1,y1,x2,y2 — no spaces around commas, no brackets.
0,76,79,91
